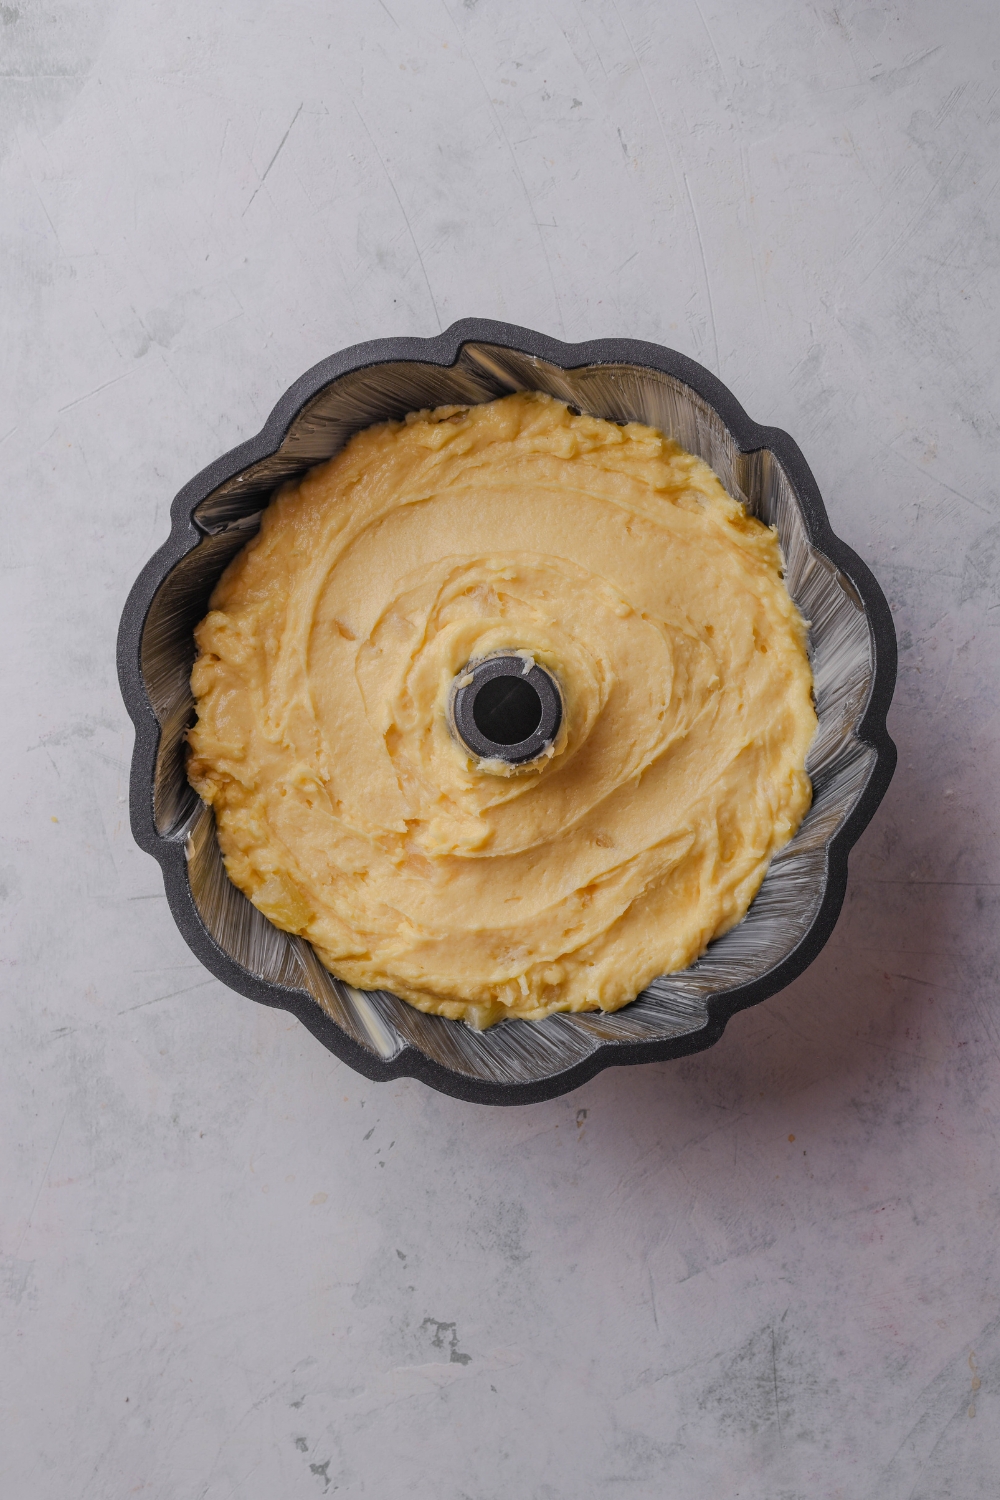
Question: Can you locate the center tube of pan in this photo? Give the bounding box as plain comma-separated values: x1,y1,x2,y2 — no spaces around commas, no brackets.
450,654,563,765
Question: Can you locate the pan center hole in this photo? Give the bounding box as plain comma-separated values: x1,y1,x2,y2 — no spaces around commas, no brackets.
471,673,543,746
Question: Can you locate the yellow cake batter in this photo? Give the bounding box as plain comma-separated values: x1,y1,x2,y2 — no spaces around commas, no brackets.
186,392,816,1028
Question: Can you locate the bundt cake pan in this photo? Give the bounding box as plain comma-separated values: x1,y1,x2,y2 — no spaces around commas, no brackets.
117,319,897,1105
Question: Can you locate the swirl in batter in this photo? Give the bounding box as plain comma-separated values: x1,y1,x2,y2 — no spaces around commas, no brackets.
187,392,816,1028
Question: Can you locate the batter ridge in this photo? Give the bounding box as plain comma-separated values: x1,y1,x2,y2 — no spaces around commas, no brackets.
187,392,816,1029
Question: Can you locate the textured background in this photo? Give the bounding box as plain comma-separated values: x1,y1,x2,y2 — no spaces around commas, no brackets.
3,2,1000,1496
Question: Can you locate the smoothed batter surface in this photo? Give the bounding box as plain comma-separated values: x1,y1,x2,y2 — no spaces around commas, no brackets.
187,392,816,1028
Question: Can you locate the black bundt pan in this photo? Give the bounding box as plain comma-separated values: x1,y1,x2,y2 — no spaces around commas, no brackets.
118,319,897,1105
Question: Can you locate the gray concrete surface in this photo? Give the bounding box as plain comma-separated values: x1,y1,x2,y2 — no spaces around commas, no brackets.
3,2,1000,1495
